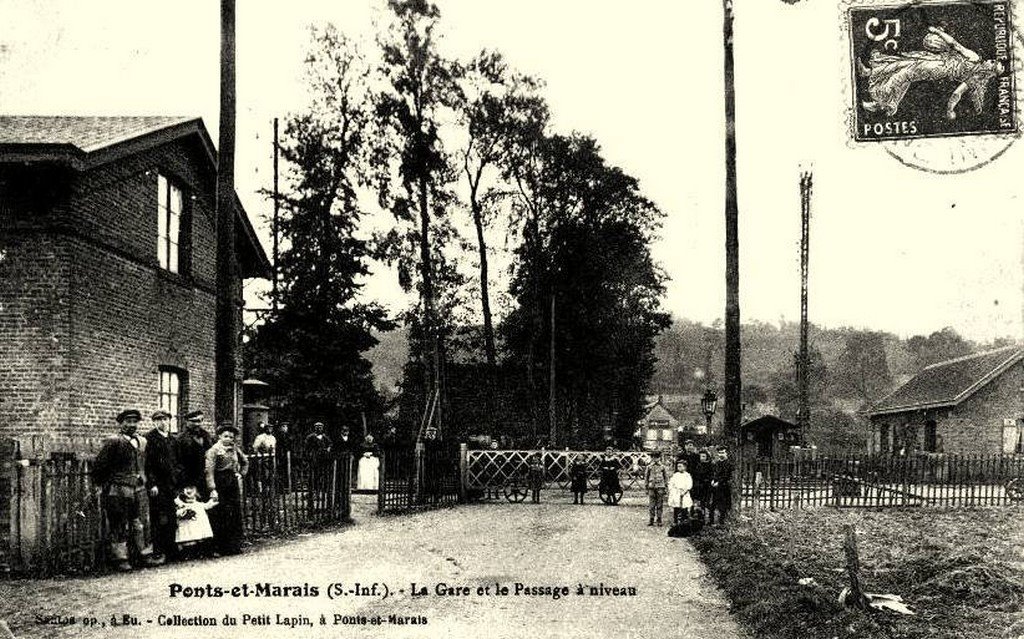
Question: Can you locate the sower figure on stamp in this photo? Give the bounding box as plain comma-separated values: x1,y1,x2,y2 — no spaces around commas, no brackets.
205,422,249,555
145,410,180,562
645,451,668,526
859,25,1004,120
92,409,164,571
177,410,213,499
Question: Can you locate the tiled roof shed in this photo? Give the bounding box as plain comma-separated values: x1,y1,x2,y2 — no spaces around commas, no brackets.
867,346,1024,417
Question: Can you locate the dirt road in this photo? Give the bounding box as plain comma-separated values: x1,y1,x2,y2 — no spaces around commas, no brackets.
3,494,744,639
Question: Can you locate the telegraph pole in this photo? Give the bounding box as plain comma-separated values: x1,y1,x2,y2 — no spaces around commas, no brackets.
272,117,280,314
723,0,742,443
214,0,239,425
798,171,812,444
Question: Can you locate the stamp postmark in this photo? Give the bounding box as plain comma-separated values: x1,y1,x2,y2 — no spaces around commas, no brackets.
849,1,1017,142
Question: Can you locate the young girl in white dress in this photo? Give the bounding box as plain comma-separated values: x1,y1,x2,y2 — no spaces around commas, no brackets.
175,485,217,556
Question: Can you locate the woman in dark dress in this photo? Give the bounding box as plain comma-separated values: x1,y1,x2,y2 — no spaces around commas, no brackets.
205,423,249,555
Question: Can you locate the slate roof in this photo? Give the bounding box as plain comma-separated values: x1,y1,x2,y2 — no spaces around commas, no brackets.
741,415,797,433
868,346,1024,416
0,116,194,152
0,115,270,278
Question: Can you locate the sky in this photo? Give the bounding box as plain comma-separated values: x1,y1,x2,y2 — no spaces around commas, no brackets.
1,0,1021,343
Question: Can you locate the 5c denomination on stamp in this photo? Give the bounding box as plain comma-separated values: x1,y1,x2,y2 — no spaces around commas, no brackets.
850,1,1016,141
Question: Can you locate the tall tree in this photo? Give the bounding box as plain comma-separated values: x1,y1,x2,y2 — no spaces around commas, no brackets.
503,134,669,447
457,51,546,368
833,330,893,404
247,25,392,430
373,0,462,435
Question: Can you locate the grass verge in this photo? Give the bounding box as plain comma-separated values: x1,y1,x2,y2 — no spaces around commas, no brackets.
691,508,1024,639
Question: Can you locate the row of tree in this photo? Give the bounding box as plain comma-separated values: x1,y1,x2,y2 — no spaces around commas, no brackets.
246,0,668,448
651,320,1015,450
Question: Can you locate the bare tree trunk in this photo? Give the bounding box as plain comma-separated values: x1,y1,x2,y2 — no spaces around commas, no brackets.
215,0,239,425
418,173,441,434
469,193,496,368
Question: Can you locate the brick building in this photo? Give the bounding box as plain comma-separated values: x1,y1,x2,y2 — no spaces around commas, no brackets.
866,346,1024,455
0,116,270,452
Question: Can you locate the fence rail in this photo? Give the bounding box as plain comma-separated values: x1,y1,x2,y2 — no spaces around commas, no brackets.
739,453,1024,511
2,450,351,577
465,449,654,494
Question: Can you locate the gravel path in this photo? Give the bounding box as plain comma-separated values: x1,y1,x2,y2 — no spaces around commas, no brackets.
2,493,744,639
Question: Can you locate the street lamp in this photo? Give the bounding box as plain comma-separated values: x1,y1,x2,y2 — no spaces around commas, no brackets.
701,389,718,433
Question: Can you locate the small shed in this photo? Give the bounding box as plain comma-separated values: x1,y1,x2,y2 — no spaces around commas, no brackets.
741,415,800,459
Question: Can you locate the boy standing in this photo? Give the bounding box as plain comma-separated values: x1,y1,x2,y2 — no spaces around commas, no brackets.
644,452,668,526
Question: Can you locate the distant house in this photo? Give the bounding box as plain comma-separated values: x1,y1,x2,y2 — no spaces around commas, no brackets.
866,346,1024,455
740,415,800,459
0,116,271,451
637,395,709,451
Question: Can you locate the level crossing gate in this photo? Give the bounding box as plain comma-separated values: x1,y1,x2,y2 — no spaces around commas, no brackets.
464,449,656,498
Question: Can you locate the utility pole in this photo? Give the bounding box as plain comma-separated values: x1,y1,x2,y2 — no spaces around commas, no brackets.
272,117,280,314
214,0,239,426
723,0,742,443
798,171,812,444
549,294,557,446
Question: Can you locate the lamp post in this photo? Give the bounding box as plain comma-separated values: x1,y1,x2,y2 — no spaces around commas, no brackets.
701,389,719,434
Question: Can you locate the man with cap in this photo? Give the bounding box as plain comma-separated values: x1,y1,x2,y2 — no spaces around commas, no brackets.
177,410,213,498
304,422,333,458
709,446,734,526
92,409,163,571
145,410,180,561
304,422,332,514
205,421,249,555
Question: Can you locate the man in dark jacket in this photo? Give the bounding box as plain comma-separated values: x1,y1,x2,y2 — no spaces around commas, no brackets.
709,446,734,526
145,410,179,561
176,410,213,498
92,409,163,571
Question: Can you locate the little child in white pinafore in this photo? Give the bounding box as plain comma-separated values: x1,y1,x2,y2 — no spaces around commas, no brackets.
175,485,217,552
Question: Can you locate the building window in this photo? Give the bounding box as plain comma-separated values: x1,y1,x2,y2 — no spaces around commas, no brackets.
879,423,890,454
924,420,937,453
158,367,187,433
661,429,674,441
157,174,183,274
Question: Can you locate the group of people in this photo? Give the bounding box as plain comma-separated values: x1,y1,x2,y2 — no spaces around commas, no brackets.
91,409,248,571
644,441,733,528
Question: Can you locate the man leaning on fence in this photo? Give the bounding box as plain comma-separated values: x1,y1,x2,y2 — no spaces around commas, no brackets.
92,409,165,571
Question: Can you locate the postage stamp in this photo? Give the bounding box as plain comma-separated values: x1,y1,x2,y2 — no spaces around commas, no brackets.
849,1,1017,142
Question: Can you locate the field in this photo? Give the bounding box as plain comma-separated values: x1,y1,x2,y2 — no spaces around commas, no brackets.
692,507,1024,639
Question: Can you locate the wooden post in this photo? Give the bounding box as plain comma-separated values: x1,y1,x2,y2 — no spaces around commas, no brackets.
722,0,742,445
459,443,468,503
214,0,240,425
843,524,869,610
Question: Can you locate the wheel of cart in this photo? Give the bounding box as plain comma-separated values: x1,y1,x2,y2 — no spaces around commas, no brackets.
1005,477,1024,502
504,472,530,503
598,468,623,505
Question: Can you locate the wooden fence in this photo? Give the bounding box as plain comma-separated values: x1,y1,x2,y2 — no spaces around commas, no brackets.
464,449,653,494
378,443,460,514
2,450,351,577
739,453,1024,511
